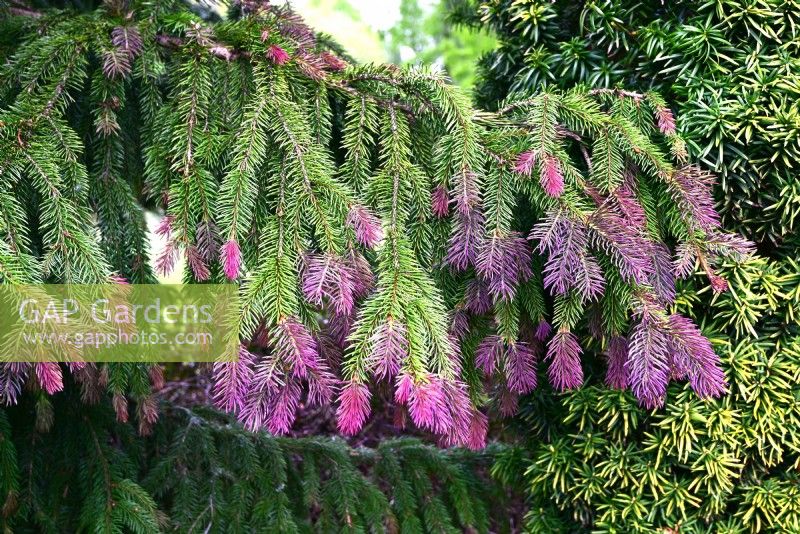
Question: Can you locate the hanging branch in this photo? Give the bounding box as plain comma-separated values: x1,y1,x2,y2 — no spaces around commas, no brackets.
0,3,752,445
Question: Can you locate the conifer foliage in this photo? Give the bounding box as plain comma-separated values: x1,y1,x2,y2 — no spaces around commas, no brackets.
0,1,751,443
456,0,800,249
493,260,800,531
0,393,509,533
446,0,800,530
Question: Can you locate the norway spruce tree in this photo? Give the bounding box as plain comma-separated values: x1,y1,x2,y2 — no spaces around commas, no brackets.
447,0,800,531
0,0,761,531
0,0,748,436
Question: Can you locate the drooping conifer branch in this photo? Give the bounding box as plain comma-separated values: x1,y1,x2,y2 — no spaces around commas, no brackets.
0,2,752,444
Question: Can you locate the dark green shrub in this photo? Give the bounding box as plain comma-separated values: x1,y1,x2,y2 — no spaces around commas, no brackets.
0,392,512,533
448,0,800,531
458,0,800,249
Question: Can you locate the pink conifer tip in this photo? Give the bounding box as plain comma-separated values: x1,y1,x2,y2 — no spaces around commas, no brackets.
155,240,178,276
408,378,450,433
627,312,671,409
540,156,565,197
220,239,242,280
267,382,302,435
475,231,532,301
187,246,210,281
111,26,143,57
445,210,484,271
35,362,63,395
212,345,255,413
346,205,383,248
112,393,128,423
514,150,536,176
108,274,128,284
545,330,584,391
445,170,484,271
149,365,165,390
445,335,463,374
532,211,605,301
505,341,538,394
274,317,324,381
452,170,480,215
302,254,355,315
672,166,721,231
66,362,86,373
466,409,488,450
605,336,629,389
137,395,159,436
476,335,503,375
347,249,375,299
464,278,492,315
431,185,450,218
438,380,472,446
498,387,519,417
612,185,648,228
449,309,470,340
337,381,371,435
534,319,552,341
321,51,348,71
155,215,174,238
708,271,729,293
369,319,408,379
656,106,676,136
266,44,290,65
394,373,414,404
666,314,726,399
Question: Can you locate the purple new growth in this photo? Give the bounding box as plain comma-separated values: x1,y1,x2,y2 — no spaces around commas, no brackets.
213,345,256,413
656,106,676,136
532,211,605,302
347,205,383,248
408,377,450,434
672,166,720,231
432,185,450,218
605,336,629,390
446,209,484,272
476,335,503,375
627,312,670,409
505,341,538,394
514,150,536,176
667,314,726,399
545,331,583,391
369,319,408,379
220,239,242,280
302,254,356,316
446,170,484,271
540,156,564,197
464,278,492,315
476,232,533,301
274,317,323,380
337,381,371,435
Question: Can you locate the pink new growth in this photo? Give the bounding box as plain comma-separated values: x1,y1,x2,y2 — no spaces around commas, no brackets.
220,239,242,280
514,150,536,176
346,205,383,248
656,106,676,135
337,381,371,435
266,44,290,65
540,156,564,197
432,185,450,218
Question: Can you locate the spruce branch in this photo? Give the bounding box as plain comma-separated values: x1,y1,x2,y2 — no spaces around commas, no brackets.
0,1,753,446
